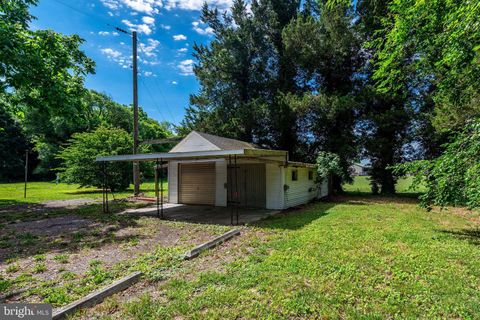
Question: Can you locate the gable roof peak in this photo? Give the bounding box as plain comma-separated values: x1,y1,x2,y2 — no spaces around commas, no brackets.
192,131,257,150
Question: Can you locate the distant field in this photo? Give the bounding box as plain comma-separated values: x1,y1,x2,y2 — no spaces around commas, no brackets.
343,176,425,194
0,181,166,208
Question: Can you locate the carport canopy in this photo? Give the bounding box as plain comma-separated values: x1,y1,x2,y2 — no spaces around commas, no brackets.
95,148,291,225
95,148,288,163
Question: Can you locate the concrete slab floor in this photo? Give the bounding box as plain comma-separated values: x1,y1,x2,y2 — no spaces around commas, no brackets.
122,203,280,226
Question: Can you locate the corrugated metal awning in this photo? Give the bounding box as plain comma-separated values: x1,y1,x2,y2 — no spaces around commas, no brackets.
95,148,315,168
95,148,287,162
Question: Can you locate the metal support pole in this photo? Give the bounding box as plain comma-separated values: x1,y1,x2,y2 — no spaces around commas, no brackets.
24,150,28,199
234,155,239,225
102,162,106,213
155,159,159,217
244,168,247,208
105,162,109,213
228,155,233,225
160,158,164,219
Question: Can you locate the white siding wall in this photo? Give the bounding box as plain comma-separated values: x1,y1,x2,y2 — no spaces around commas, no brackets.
284,167,320,208
265,163,285,210
215,159,227,206
168,161,178,203
170,158,327,209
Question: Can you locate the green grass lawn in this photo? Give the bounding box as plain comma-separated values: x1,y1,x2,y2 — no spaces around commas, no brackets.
107,196,480,319
0,181,167,208
343,176,425,194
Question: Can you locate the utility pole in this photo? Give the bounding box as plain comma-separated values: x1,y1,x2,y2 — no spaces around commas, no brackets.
132,31,140,196
113,26,140,196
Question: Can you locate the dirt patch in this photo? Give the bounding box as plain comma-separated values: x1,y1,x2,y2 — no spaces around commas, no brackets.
0,198,100,217
0,213,227,305
3,215,97,237
43,198,100,208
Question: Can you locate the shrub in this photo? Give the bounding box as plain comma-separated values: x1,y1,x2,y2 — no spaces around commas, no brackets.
58,126,133,192
394,118,480,209
316,151,344,183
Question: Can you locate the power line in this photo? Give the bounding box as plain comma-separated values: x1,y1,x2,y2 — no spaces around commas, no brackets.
138,76,168,123
52,0,178,125
137,36,178,124
52,0,130,37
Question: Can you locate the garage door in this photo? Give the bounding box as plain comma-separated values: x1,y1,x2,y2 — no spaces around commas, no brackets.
179,162,215,205
228,163,266,208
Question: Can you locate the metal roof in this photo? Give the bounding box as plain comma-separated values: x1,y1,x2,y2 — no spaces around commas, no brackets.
96,148,287,162
95,131,316,167
193,131,258,150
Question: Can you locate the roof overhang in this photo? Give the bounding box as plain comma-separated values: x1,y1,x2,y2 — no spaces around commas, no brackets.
96,148,288,162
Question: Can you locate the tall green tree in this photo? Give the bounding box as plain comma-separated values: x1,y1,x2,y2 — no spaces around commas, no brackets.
183,0,361,193
354,0,415,194
282,2,362,191
181,0,302,155
1,0,95,176
0,102,30,182
370,0,480,132
181,0,274,143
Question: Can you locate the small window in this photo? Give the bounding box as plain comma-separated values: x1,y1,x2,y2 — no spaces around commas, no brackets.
291,169,298,181
308,171,313,180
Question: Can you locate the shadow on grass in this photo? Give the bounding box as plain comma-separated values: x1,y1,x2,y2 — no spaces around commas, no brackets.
344,191,423,199
254,201,337,230
437,228,480,246
0,199,31,208
255,192,425,231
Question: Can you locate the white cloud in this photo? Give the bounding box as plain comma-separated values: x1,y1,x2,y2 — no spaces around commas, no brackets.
173,34,187,41
102,0,233,13
177,47,188,53
160,24,171,30
100,0,163,15
139,38,160,57
122,0,161,14
178,59,194,76
171,81,178,85
101,48,122,59
98,31,119,36
165,0,232,11
100,0,121,10
192,20,214,36
101,48,132,69
142,16,155,25
122,19,152,35
143,71,154,77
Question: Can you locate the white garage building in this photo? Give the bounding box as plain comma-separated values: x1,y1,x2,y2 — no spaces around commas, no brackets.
98,131,328,210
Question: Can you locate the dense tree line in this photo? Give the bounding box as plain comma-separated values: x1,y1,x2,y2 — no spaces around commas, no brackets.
181,0,479,203
0,1,171,183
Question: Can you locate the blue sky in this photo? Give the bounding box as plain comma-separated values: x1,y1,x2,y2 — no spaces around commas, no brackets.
30,0,231,125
